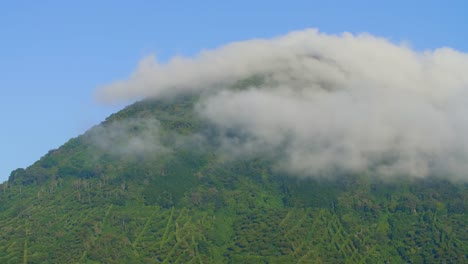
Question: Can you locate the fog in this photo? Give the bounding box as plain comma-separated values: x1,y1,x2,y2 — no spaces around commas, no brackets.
97,29,468,180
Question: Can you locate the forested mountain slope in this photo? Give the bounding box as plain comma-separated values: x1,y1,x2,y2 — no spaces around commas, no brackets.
0,94,466,263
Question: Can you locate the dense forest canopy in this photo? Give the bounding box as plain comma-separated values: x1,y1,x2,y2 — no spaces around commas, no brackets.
0,93,466,263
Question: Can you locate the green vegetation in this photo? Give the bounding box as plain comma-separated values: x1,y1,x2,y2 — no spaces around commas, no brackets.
0,94,466,263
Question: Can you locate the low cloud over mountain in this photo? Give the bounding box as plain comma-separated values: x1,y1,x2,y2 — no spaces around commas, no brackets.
97,29,468,180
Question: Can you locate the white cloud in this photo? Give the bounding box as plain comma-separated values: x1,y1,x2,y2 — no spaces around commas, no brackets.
96,29,468,180
87,118,169,157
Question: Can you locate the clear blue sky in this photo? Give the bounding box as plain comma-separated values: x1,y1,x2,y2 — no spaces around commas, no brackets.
1,1,467,182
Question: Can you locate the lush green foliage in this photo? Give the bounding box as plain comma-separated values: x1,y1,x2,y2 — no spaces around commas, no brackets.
0,95,466,263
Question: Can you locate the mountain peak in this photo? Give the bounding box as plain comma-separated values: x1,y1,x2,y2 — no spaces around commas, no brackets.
1,92,466,262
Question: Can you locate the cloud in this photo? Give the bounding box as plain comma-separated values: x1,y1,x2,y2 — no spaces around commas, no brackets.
96,29,468,180
86,118,169,157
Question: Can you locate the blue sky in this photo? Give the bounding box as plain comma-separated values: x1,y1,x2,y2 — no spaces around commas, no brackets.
1,1,467,182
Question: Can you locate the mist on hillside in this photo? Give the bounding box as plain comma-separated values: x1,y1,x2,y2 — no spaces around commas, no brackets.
96,29,468,181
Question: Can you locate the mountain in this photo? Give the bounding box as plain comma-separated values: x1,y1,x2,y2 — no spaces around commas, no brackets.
0,92,467,263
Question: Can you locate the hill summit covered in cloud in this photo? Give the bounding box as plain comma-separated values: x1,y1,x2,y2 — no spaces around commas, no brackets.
1,31,467,260
97,29,468,180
